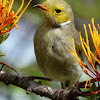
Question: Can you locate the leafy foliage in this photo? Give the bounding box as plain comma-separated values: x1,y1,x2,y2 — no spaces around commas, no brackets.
0,51,6,57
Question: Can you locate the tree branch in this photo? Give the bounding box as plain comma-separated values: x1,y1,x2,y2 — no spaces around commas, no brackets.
0,61,19,75
0,72,94,100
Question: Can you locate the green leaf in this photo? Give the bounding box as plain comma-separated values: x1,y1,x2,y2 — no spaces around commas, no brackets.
3,25,11,31
0,32,10,44
0,51,6,57
92,82,97,92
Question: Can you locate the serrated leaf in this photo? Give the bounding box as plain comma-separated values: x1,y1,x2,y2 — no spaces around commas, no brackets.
0,51,6,57
0,32,10,44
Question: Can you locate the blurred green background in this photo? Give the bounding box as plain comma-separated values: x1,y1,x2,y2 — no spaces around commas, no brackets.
0,0,100,100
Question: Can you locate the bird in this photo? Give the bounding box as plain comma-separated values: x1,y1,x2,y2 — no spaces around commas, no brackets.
34,0,84,90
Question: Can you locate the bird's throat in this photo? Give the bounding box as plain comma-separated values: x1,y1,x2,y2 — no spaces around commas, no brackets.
59,21,71,27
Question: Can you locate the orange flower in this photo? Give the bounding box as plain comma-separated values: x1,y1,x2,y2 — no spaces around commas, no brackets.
66,18,100,94
0,0,32,35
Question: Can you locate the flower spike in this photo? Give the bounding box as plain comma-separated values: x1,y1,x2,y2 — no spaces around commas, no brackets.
0,0,32,35
66,18,100,94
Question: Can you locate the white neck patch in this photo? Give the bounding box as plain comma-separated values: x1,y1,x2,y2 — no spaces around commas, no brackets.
59,21,71,27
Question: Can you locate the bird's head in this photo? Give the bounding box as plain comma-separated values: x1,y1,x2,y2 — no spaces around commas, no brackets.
34,0,74,27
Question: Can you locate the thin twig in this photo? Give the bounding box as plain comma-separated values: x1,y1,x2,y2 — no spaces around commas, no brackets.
0,61,19,75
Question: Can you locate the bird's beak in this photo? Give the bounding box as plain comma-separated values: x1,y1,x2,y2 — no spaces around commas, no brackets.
33,4,49,11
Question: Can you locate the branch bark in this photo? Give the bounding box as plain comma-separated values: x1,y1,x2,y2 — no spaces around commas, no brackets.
0,72,93,100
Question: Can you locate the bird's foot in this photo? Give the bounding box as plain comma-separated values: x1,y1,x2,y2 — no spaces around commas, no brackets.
71,89,80,100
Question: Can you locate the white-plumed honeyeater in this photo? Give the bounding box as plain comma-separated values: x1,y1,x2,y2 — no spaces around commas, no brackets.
34,0,84,90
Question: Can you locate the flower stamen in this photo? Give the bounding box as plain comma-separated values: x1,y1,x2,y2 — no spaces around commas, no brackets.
66,18,100,94
0,0,32,35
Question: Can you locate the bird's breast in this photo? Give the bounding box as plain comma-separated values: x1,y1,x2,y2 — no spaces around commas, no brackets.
34,26,82,82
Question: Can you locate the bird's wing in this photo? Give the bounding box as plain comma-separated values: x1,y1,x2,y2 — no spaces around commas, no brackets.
75,42,84,62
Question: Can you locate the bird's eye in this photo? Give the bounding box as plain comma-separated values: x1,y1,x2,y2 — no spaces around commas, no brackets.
55,9,61,13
